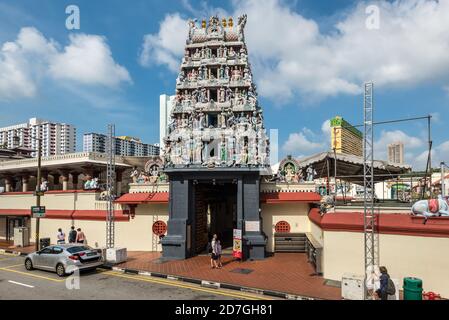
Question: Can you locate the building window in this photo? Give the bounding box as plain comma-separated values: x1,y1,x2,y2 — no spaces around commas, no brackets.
274,221,291,233
152,221,167,236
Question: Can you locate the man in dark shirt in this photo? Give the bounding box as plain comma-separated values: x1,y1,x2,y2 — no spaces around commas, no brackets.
68,226,77,244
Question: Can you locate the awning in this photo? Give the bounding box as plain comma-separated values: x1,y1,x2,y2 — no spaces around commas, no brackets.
309,208,449,238
297,151,411,184
0,209,129,221
261,192,321,204
0,209,30,216
115,192,169,204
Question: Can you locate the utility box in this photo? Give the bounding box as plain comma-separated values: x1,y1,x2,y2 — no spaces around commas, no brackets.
342,273,365,300
13,227,30,247
106,247,127,264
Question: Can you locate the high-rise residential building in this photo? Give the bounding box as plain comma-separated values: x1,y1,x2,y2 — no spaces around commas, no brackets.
330,116,363,157
0,118,76,157
83,133,160,156
388,142,404,164
160,94,175,148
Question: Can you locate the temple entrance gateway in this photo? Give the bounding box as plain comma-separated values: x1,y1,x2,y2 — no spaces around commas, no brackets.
194,182,237,253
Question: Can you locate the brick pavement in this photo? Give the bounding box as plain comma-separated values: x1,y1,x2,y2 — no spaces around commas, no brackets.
0,241,35,254
116,252,341,300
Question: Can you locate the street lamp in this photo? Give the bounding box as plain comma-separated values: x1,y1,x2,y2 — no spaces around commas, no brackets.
30,137,42,251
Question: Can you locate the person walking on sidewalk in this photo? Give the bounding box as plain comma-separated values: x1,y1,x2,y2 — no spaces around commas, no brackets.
376,266,394,300
68,226,77,244
216,239,223,269
56,228,66,244
76,228,86,244
209,234,218,269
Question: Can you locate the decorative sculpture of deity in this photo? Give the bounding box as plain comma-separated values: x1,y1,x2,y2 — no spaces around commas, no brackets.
237,14,247,41
193,48,201,59
306,166,317,181
188,18,198,43
220,133,227,163
218,87,225,103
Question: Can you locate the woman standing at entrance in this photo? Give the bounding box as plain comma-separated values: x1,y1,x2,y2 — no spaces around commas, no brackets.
210,234,218,268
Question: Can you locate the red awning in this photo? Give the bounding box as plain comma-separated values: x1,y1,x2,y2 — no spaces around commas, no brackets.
309,207,449,238
261,192,321,204
115,192,169,204
72,210,129,221
0,209,30,216
0,209,128,221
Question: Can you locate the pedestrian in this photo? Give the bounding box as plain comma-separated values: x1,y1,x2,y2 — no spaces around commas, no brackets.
209,234,218,269
75,228,86,244
216,239,223,269
56,228,65,244
376,266,394,300
68,226,77,244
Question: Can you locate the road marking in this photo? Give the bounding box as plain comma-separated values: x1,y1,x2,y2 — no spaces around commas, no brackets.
2,264,24,269
8,280,34,288
0,267,65,282
101,270,273,300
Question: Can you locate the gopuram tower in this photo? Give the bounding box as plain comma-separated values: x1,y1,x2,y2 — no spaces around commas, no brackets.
161,15,269,260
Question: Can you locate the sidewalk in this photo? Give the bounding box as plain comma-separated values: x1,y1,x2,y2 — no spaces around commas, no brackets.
0,241,341,300
112,252,341,300
0,241,35,255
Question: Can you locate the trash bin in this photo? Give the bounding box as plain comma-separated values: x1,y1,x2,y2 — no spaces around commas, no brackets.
39,238,51,250
403,277,423,300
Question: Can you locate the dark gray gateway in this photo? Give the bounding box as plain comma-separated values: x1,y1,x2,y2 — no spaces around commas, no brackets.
161,15,270,260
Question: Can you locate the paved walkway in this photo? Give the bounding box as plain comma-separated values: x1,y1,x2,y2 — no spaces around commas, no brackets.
115,252,341,300
0,241,35,254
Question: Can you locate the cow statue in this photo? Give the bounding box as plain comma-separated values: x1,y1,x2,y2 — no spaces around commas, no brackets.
411,195,449,224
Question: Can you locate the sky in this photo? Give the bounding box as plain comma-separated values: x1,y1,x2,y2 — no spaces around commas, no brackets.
0,0,448,170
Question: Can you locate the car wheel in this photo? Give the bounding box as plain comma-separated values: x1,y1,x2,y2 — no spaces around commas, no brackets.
56,263,66,277
24,258,34,271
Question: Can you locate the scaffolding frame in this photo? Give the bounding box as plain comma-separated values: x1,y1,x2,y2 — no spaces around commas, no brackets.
363,82,378,300
106,124,116,249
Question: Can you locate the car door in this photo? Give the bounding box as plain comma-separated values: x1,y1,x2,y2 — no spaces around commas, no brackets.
47,246,64,270
34,247,53,269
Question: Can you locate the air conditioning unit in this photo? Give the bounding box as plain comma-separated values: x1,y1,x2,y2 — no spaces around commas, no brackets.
342,273,365,300
14,227,30,247
106,247,127,264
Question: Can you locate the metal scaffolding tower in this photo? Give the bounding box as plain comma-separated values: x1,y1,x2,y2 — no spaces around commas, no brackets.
106,124,116,249
363,82,378,299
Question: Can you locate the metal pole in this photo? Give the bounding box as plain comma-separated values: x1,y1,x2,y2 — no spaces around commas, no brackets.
363,82,376,300
442,162,445,198
106,124,116,249
35,138,41,251
428,116,432,196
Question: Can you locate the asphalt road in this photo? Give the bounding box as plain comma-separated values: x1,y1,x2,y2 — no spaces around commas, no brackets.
0,253,273,300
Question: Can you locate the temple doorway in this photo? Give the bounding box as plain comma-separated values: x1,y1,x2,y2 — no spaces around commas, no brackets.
194,182,237,254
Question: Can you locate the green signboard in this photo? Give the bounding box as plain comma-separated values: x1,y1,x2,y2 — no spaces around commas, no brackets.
31,206,46,218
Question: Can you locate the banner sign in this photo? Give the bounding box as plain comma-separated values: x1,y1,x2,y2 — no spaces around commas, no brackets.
232,229,242,259
245,221,260,232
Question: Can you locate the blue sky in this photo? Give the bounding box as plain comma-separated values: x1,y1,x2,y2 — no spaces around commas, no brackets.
0,0,448,169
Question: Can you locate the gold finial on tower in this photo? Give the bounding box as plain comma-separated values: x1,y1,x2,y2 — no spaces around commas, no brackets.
202,19,206,28
222,18,227,27
228,17,233,28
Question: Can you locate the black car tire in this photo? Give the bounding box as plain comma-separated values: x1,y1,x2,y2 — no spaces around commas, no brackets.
25,258,34,271
56,263,66,277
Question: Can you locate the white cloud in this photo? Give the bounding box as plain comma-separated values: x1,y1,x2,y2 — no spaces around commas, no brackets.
49,34,131,87
282,128,325,155
0,27,131,100
143,0,449,102
139,13,188,72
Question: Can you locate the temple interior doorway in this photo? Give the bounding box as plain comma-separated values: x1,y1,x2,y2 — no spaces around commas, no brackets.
194,181,237,254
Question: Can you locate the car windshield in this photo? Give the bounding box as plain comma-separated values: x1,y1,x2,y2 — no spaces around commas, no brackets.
66,246,92,254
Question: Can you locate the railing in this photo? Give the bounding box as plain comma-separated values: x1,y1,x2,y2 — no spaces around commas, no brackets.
128,183,170,194
260,182,316,193
0,152,130,168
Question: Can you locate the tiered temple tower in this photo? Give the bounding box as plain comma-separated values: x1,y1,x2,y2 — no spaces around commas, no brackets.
162,15,269,260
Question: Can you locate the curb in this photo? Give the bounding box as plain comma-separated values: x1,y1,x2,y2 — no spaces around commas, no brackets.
103,264,319,300
0,249,28,257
